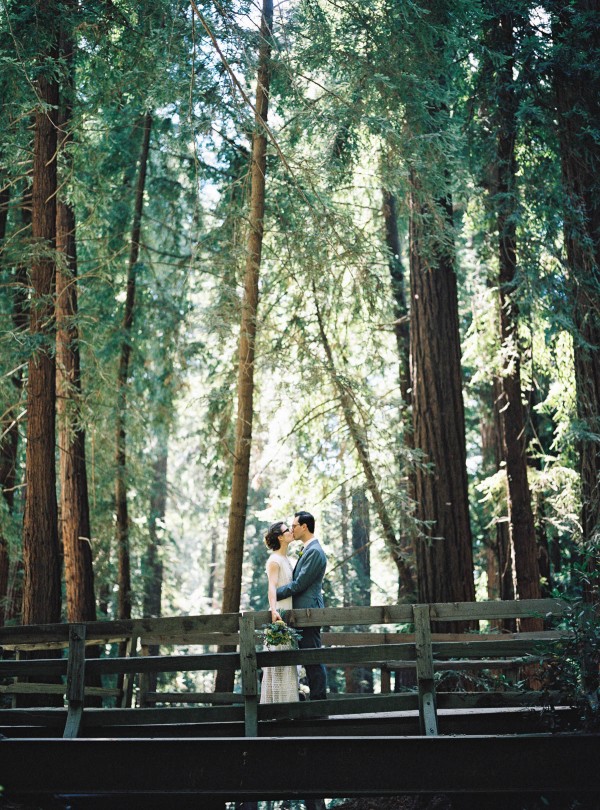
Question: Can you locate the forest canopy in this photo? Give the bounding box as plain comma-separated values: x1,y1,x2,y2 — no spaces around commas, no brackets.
0,0,598,627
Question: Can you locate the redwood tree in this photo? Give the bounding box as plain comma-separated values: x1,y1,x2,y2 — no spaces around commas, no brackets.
220,0,274,618
551,0,600,601
404,1,475,615
22,5,61,626
408,171,475,611
56,7,96,624
485,7,541,622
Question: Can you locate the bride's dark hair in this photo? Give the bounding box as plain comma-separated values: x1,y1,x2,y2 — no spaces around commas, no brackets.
264,521,286,551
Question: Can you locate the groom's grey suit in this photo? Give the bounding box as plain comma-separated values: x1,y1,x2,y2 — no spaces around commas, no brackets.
276,538,327,700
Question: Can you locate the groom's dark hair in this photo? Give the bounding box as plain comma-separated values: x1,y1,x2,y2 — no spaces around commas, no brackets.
295,511,315,533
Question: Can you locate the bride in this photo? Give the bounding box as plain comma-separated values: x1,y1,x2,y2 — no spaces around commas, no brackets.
260,520,299,704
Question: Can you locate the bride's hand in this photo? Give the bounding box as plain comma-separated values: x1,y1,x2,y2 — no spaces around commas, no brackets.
271,609,282,622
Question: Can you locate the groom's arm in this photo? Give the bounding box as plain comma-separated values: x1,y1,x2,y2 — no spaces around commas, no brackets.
276,548,326,600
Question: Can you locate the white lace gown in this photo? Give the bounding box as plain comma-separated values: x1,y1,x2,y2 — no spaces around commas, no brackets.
260,553,299,704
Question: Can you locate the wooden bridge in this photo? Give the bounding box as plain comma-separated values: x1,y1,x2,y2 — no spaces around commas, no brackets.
1,598,599,805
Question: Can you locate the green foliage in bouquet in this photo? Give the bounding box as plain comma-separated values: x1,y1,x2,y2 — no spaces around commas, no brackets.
260,619,302,648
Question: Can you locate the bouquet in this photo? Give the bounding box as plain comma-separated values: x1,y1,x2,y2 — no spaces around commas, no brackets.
261,619,301,648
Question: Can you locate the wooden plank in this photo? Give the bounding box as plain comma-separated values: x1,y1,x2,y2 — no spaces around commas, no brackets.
1,735,599,795
0,659,68,678
0,682,117,697
436,690,563,709
139,633,240,647
65,624,86,704
0,614,240,643
413,604,437,736
0,637,130,652
138,644,151,708
239,612,258,737
256,642,417,668
287,605,414,627
321,630,572,646
63,624,86,738
429,598,568,622
432,638,561,657
120,634,138,708
258,692,419,720
143,692,243,704
88,651,241,674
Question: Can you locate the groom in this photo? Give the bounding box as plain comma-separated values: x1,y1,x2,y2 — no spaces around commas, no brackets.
276,510,327,701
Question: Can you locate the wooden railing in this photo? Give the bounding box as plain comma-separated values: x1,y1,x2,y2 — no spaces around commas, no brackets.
0,598,576,739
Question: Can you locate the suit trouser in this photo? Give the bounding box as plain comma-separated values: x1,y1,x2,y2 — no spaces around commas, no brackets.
299,625,327,700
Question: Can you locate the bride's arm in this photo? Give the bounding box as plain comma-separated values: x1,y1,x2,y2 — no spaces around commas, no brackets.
266,559,283,622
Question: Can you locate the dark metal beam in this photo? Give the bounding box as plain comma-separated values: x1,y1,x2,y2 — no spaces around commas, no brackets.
1,735,599,798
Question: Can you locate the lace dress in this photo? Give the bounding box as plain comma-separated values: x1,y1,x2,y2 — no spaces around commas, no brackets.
260,553,299,704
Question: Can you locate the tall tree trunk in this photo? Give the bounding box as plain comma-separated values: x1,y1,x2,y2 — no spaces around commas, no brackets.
313,286,415,598
552,0,600,603
341,481,350,609
56,12,96,624
404,1,475,621
207,531,217,608
0,180,12,625
220,0,273,615
141,446,168,695
22,37,61,625
143,448,167,620
217,0,273,693
481,380,515,631
382,189,411,406
345,488,373,694
2,194,32,623
351,487,371,607
487,11,541,629
115,112,152,621
408,173,475,618
381,188,416,597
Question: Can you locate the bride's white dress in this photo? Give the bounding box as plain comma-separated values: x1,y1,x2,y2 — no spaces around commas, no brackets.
260,553,299,704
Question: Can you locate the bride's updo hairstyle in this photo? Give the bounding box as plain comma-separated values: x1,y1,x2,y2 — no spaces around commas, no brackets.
264,521,286,551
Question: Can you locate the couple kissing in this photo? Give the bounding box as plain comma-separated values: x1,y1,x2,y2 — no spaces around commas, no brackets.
261,510,327,705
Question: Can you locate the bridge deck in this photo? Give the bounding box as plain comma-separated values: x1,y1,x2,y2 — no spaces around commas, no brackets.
1,733,599,799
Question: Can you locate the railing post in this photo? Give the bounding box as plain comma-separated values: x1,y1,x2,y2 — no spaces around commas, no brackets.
239,612,258,737
120,632,139,708
138,643,151,708
413,604,438,736
63,623,86,738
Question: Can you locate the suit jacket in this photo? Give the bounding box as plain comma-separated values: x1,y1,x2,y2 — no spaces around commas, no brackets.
276,539,326,610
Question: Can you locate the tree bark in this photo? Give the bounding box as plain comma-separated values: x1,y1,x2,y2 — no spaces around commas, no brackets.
382,189,411,406
56,12,96,624
481,380,516,631
0,180,12,625
115,112,152,621
408,173,475,617
22,50,61,625
220,0,273,618
381,188,416,596
143,448,167,620
2,194,31,623
217,0,273,694
351,487,371,606
487,12,541,628
551,0,600,603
